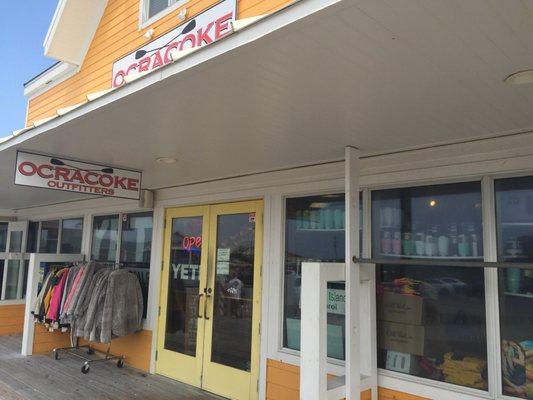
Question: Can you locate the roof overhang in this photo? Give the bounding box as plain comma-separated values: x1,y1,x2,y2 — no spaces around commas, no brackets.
44,0,108,65
2,0,533,210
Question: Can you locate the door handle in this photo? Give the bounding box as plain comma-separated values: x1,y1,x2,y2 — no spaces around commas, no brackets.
204,288,212,320
197,293,204,318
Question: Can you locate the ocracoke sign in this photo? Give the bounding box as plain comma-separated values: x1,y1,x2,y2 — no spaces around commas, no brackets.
112,0,237,88
14,151,142,200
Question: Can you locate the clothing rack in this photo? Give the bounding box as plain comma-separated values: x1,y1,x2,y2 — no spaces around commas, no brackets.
50,261,127,374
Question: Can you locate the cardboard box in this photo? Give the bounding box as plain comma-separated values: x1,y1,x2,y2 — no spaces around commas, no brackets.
378,292,424,325
378,320,426,356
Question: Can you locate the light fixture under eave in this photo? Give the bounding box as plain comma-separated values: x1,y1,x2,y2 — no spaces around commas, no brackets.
504,70,533,85
156,157,177,164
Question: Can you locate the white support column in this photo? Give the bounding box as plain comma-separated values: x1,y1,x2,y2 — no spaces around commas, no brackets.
345,146,361,400
300,262,328,400
21,253,39,356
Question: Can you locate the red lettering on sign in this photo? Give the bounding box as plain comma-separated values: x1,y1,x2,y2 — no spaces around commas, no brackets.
138,57,151,72
113,70,126,88
18,161,37,176
152,51,164,69
37,164,53,179
179,34,197,50
197,22,214,45
182,236,202,250
215,12,233,40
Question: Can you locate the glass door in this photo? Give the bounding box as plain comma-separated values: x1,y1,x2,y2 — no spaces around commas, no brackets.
156,205,209,387
157,200,263,400
201,200,263,400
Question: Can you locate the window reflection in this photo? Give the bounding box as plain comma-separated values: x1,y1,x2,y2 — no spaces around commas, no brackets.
283,194,347,360
495,176,533,399
91,215,119,262
39,220,59,253
374,182,488,390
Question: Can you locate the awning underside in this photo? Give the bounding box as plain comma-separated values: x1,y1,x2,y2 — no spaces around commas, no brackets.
2,0,533,210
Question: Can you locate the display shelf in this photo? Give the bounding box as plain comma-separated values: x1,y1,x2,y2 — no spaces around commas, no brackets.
378,253,484,260
296,228,344,232
503,291,533,299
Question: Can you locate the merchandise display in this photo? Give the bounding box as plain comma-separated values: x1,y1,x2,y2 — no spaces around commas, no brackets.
496,177,533,399
377,264,488,390
283,194,347,359
372,183,483,259
32,261,144,344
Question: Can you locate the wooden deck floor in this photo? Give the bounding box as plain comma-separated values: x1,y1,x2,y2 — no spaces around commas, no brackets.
0,335,222,400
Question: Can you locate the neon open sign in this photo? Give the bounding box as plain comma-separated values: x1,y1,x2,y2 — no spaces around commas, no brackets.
183,236,202,250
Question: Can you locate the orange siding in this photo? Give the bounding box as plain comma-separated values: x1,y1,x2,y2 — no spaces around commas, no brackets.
0,304,25,336
32,325,152,372
266,359,429,400
27,0,295,125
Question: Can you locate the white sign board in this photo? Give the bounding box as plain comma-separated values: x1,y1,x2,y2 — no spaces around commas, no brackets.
14,151,142,200
112,0,237,88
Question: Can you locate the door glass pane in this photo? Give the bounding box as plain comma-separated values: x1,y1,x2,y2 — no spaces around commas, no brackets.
91,215,119,262
211,213,256,371
60,218,83,253
5,260,21,300
495,176,533,399
9,231,23,252
39,220,59,253
121,212,153,318
374,182,488,390
283,194,347,360
0,222,7,252
165,216,203,356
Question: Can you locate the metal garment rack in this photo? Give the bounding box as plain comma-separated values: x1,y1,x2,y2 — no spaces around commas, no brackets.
51,261,126,374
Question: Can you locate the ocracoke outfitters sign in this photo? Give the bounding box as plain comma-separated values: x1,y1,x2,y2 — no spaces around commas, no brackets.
14,151,142,200
112,0,237,88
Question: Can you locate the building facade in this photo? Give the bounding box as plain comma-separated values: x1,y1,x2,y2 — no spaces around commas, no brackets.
1,1,533,399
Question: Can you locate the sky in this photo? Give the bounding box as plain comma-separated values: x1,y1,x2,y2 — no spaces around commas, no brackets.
0,2,58,139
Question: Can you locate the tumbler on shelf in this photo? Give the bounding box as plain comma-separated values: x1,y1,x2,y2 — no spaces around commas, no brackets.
324,208,334,230
402,232,413,256
296,210,303,229
392,231,402,255
302,210,310,229
381,231,392,254
415,232,425,256
506,268,522,293
438,235,449,257
334,209,343,229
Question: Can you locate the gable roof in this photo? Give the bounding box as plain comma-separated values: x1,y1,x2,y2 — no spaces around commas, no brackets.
44,0,108,65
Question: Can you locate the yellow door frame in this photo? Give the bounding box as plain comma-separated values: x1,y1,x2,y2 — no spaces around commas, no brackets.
156,200,263,400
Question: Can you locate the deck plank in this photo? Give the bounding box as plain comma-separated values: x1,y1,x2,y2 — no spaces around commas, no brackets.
0,335,223,400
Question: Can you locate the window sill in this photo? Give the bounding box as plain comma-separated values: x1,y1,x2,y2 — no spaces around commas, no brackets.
378,368,493,400
139,0,191,31
0,299,26,306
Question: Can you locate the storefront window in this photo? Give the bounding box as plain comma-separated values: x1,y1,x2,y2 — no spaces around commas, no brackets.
26,221,38,253
38,220,59,253
0,222,7,252
495,176,533,399
372,182,483,260
120,212,153,318
9,231,23,253
60,218,83,254
374,182,488,391
4,260,21,300
91,215,119,262
283,194,347,360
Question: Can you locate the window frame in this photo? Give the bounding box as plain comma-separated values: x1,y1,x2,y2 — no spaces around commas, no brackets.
89,211,153,266
34,217,84,255
272,175,524,399
139,0,190,30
